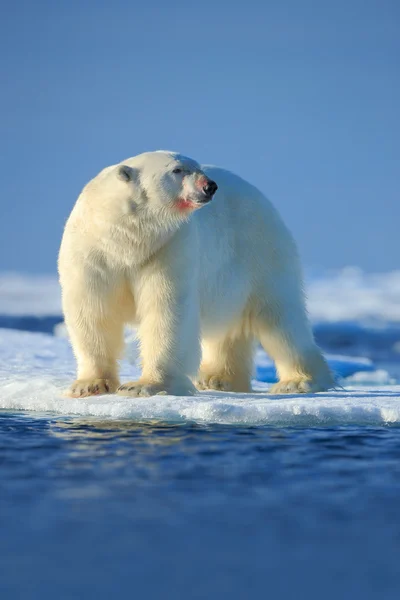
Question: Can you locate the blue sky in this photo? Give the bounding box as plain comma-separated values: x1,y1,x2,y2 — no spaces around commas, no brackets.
1,0,398,273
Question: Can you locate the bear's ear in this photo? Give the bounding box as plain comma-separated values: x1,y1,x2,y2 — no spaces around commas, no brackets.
117,165,137,182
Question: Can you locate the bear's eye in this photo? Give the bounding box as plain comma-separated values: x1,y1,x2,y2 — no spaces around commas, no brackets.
172,167,183,174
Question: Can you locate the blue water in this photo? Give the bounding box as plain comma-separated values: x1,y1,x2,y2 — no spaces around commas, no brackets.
1,414,400,599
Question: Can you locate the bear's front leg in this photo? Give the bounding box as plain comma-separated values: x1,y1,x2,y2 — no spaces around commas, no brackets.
118,231,201,397
61,272,125,398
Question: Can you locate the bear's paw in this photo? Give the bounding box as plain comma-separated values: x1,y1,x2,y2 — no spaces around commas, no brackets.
66,378,119,398
117,376,197,397
196,374,235,392
269,376,330,395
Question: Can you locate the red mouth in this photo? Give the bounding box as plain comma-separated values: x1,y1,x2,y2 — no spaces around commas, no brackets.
176,198,198,211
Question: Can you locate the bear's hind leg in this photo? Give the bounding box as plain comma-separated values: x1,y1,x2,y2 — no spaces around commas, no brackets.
255,303,334,394
196,334,254,393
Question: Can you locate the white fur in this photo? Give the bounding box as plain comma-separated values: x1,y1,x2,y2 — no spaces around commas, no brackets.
58,151,334,397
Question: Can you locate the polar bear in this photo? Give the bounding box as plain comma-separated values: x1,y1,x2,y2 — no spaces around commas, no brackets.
58,151,334,398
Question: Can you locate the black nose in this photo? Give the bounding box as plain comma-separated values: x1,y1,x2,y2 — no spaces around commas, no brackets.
203,180,218,197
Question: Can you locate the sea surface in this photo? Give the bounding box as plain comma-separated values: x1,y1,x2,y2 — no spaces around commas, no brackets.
1,414,400,599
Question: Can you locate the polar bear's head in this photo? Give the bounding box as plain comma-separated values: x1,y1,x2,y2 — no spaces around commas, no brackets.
116,151,218,217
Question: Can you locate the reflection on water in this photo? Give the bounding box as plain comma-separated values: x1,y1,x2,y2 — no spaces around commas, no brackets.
1,413,400,599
